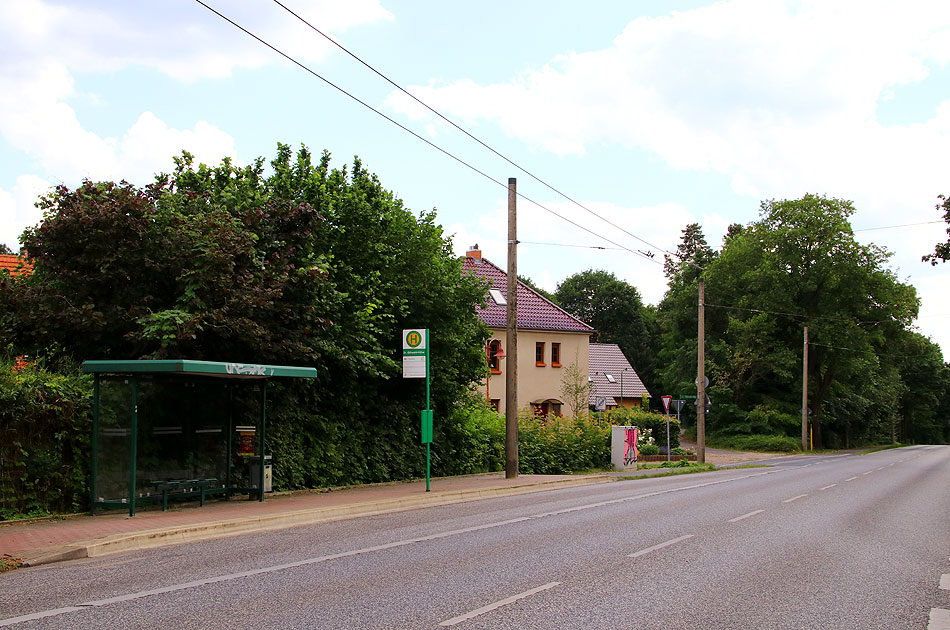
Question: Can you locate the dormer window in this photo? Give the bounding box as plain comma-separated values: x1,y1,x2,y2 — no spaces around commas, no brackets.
605,374,616,383
488,289,506,305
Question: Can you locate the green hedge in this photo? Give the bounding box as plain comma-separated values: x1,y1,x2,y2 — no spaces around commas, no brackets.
0,357,92,519
707,434,801,453
518,412,610,474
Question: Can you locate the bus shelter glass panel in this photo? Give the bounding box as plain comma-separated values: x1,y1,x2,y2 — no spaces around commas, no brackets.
95,378,133,504
135,378,231,498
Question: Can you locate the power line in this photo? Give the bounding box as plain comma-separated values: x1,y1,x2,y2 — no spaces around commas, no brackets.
519,240,662,262
270,0,678,261
193,1,659,264
807,341,922,360
854,220,943,232
705,302,909,327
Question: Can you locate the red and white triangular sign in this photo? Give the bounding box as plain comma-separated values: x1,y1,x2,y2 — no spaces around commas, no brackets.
661,395,673,413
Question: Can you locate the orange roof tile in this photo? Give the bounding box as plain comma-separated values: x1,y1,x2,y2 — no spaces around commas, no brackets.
0,254,33,277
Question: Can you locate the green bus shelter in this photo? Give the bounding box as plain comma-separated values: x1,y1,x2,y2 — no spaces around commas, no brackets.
82,360,317,516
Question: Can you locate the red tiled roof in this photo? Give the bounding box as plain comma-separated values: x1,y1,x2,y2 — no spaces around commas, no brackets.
588,343,650,404
0,254,32,277
462,256,594,333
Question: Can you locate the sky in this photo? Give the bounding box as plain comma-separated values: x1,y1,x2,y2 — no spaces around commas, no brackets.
1,0,948,359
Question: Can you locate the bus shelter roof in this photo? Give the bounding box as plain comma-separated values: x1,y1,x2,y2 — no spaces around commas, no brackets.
81,359,317,379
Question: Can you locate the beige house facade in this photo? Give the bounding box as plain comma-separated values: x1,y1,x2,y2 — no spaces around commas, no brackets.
463,247,593,416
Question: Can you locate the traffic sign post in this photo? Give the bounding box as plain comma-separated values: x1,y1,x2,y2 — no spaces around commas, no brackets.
403,329,432,491
661,395,673,462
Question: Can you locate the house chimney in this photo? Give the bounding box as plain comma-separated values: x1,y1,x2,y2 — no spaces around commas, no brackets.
466,244,482,261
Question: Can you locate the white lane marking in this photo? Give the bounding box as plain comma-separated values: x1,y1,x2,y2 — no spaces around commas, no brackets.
728,509,764,523
782,494,807,503
862,471,874,475
0,469,788,626
820,484,836,490
845,476,858,482
929,608,950,630
528,469,787,520
940,574,950,590
74,516,533,609
0,608,84,628
627,535,695,558
438,582,560,627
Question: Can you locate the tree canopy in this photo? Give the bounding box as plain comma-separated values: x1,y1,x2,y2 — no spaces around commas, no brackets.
657,194,947,448
1,144,491,486
554,269,658,395
923,194,950,265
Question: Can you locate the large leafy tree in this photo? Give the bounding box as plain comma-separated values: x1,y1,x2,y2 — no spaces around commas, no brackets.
2,144,489,485
923,194,950,265
702,194,919,447
655,223,718,410
554,269,658,395
9,155,328,363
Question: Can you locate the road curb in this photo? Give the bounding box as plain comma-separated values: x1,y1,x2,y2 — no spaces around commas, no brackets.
20,475,614,567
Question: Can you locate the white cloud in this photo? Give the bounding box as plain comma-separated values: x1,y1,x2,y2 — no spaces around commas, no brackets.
913,273,950,361
0,0,391,249
0,175,53,251
388,0,950,227
1,0,394,82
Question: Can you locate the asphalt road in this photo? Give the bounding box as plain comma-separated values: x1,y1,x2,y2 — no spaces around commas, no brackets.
2,445,949,629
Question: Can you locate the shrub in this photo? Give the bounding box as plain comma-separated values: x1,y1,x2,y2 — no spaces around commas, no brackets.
517,411,610,474
708,433,801,453
434,394,505,476
659,458,692,468
0,355,92,519
639,444,659,456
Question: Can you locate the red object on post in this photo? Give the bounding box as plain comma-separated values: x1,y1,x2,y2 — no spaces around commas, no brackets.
661,395,673,414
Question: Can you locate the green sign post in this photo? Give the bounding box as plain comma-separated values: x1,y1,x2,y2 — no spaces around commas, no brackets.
403,329,432,491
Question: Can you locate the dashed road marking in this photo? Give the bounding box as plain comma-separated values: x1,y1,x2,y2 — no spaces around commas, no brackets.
820,484,836,490
845,476,858,482
929,608,950,630
783,494,807,503
728,509,764,523
862,471,874,475
628,535,694,558
940,574,950,590
0,608,84,628
438,582,560,626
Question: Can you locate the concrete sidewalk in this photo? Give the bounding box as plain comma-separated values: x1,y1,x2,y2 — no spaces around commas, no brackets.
0,472,617,568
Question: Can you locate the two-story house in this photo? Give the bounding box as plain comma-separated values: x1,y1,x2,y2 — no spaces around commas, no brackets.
463,246,594,416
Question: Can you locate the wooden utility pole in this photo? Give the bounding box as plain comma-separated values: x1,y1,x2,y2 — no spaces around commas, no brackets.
697,276,705,464
505,177,518,479
801,326,809,452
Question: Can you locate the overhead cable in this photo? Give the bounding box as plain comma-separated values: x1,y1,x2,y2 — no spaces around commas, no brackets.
194,0,658,263
271,0,677,261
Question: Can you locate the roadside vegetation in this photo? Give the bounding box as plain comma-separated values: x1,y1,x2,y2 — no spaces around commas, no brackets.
1,146,947,518
551,195,950,451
